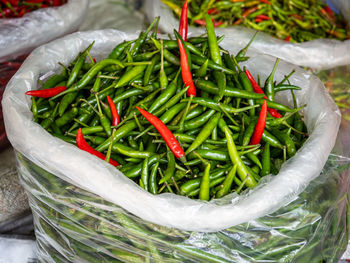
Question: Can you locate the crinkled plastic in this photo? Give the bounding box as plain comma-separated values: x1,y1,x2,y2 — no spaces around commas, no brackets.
0,0,89,63
2,29,341,232
78,0,144,33
145,0,350,70
15,151,350,262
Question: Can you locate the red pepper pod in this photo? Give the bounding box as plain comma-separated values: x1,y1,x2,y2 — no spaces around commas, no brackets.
25,86,67,98
136,106,185,159
256,14,270,20
244,69,282,118
107,95,120,126
178,0,188,41
178,39,196,97
76,128,119,166
260,0,271,5
194,18,222,27
250,100,267,145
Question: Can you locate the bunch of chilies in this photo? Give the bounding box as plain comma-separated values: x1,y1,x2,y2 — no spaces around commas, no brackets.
0,0,66,18
26,9,308,200
0,54,28,149
162,0,350,42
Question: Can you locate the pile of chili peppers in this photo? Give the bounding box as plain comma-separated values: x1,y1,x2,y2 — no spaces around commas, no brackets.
0,54,27,150
26,12,308,200
315,65,350,122
161,0,350,42
0,0,66,18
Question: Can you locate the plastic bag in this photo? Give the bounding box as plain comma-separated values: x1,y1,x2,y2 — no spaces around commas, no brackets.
145,0,350,70
78,0,144,33
15,151,350,262
0,0,89,63
0,54,28,150
2,29,341,231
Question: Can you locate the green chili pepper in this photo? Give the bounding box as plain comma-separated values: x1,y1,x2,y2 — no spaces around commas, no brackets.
149,162,159,194
216,164,237,198
159,151,176,184
51,59,125,98
264,58,279,102
141,158,149,191
108,40,134,59
55,107,78,127
199,163,211,201
186,112,221,154
184,109,216,131
261,143,271,176
151,37,180,66
221,119,257,187
148,70,180,113
196,79,264,99
130,17,159,56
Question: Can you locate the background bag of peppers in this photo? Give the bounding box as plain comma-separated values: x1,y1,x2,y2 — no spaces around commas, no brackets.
145,0,350,70
0,0,89,62
2,29,344,261
0,0,89,149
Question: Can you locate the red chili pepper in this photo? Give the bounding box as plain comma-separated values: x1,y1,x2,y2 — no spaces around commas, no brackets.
107,95,120,126
324,5,333,15
194,19,206,26
320,7,335,24
194,19,223,27
25,86,67,98
256,14,270,20
52,0,61,6
18,6,26,17
245,69,282,118
93,58,96,63
7,0,18,6
178,38,196,97
285,35,291,42
290,14,303,20
213,20,223,27
233,18,243,25
24,0,45,3
260,0,270,5
1,7,14,17
207,8,219,15
249,100,267,145
0,61,22,69
76,128,119,166
178,0,188,41
255,18,263,23
136,106,185,160
242,6,258,18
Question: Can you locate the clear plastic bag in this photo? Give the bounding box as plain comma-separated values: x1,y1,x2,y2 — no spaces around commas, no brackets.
1,29,344,261
15,152,350,262
78,0,144,33
145,0,350,70
0,0,89,63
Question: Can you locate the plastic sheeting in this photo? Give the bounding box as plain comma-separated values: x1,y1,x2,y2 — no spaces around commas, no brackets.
78,0,144,33
145,0,350,70
0,0,89,63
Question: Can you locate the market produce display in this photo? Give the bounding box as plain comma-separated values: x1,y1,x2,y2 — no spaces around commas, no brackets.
315,65,350,122
0,54,27,150
0,0,67,18
161,0,350,42
25,13,308,200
